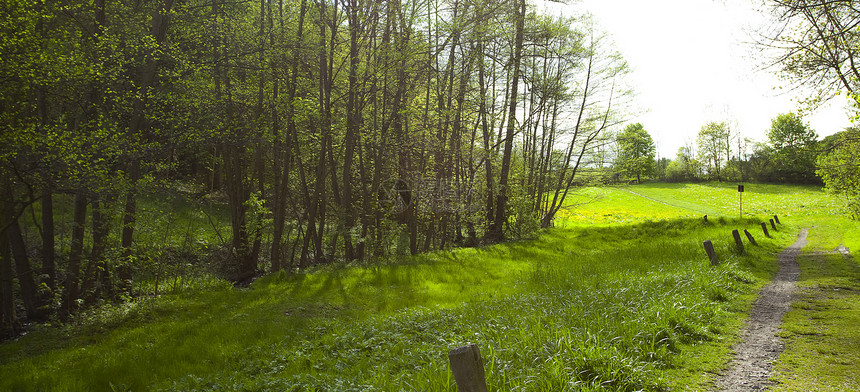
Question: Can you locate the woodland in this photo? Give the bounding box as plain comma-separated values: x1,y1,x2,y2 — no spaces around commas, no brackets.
2,0,860,342
0,0,631,336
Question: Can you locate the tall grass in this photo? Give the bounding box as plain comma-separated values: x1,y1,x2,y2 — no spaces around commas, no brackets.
0,183,850,391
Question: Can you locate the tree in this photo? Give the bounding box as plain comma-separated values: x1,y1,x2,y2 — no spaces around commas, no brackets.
665,146,702,182
614,123,655,183
769,113,817,150
762,0,860,108
537,21,630,228
766,112,820,183
0,0,633,330
488,0,526,243
817,127,860,219
697,121,730,181
654,157,670,181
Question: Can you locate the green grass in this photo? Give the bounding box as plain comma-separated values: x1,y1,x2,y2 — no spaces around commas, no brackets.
769,236,860,391
0,182,856,391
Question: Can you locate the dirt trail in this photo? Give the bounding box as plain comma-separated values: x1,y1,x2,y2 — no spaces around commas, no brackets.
715,228,808,391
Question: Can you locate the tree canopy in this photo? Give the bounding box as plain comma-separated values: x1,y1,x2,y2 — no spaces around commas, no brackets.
763,0,860,108
614,123,655,183
697,121,731,182
817,128,860,219
765,112,820,184
0,0,631,336
665,146,701,183
761,1,860,214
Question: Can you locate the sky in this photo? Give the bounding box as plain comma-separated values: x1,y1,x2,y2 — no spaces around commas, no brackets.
539,0,855,158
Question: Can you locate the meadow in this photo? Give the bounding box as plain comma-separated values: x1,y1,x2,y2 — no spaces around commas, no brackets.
0,183,856,391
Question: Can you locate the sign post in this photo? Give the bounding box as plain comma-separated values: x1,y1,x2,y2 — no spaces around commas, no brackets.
738,185,744,219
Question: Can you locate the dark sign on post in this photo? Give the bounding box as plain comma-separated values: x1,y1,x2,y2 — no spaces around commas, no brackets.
738,185,744,218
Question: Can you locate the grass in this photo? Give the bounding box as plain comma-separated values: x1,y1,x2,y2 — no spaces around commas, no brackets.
770,252,860,391
0,182,856,391
19,183,234,298
769,230,860,390
32,184,232,252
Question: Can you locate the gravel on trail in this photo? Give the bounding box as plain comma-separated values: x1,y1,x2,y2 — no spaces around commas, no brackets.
715,228,808,391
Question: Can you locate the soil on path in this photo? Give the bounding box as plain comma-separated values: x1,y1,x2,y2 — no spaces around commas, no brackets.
715,228,808,391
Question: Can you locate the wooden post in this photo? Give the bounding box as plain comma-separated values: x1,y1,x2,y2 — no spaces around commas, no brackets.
738,184,744,219
732,229,745,254
761,222,770,238
770,219,777,230
703,240,718,265
773,215,780,224
744,229,757,245
703,215,708,224
449,344,488,392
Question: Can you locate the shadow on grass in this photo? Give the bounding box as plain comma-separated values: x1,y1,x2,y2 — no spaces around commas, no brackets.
0,214,796,391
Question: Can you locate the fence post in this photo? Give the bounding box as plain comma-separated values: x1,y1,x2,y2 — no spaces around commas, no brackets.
703,240,718,265
744,229,757,246
761,222,770,238
732,229,745,254
770,219,777,230
449,344,488,392
703,215,708,224
773,215,781,224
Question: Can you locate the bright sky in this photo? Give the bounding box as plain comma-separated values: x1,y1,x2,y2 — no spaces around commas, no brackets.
540,0,855,157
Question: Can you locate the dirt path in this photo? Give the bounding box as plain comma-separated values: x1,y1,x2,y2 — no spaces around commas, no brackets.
619,188,677,208
715,228,808,391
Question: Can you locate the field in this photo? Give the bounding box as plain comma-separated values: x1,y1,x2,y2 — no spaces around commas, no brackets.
0,183,857,391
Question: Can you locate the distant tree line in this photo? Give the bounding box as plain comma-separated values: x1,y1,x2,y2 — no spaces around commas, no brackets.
665,113,822,185
610,0,860,204
610,113,844,188
0,0,630,335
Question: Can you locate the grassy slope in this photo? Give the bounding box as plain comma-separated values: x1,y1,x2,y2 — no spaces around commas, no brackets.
617,183,860,391
0,183,855,391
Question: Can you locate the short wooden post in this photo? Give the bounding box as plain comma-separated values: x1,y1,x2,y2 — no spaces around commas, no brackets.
770,219,777,230
732,229,745,254
761,222,770,237
703,215,708,224
773,215,781,224
744,229,757,246
449,344,488,392
703,240,718,265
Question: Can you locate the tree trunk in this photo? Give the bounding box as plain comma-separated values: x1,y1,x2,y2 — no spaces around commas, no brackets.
477,38,495,230
89,200,112,301
120,0,175,291
1,174,23,333
35,0,56,295
118,161,138,293
488,0,525,242
224,143,254,279
61,193,87,319
40,191,56,292
341,0,362,261
8,218,44,321
0,227,17,338
269,0,298,272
